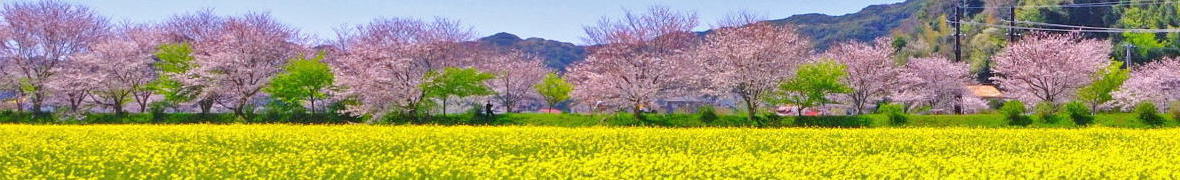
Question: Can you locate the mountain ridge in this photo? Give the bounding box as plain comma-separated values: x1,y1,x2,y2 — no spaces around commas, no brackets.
479,0,923,71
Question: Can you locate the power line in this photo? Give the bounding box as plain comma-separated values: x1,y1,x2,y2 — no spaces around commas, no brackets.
950,20,1180,33
1006,20,1127,30
961,0,1178,9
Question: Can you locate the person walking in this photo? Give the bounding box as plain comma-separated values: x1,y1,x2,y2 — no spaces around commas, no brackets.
484,101,495,116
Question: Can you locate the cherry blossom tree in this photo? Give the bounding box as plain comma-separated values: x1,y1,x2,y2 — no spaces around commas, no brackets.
161,9,224,44
694,13,812,122
990,33,1111,105
0,1,108,113
159,10,225,113
895,57,974,114
75,24,164,114
1110,57,1180,111
476,50,551,113
46,61,97,115
568,6,700,116
821,38,902,115
333,17,475,120
190,13,303,119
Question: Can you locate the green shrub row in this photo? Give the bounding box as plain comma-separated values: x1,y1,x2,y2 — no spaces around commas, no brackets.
0,111,358,124
1,110,1175,128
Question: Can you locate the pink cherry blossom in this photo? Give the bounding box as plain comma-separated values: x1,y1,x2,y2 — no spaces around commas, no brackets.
476,51,552,113
189,13,304,118
990,33,1110,104
693,17,811,119
73,24,164,113
895,57,975,114
332,17,475,119
568,6,701,114
1110,57,1180,111
821,38,902,114
0,1,107,112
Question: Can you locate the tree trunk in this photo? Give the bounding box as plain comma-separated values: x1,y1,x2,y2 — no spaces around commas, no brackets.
137,101,147,113
233,108,245,121
198,98,215,114
504,99,514,113
135,95,149,113
111,97,126,114
68,97,81,114
31,93,43,113
309,97,316,116
743,95,758,124
1090,103,1099,115
308,89,317,115
113,104,125,114
233,97,253,121
441,97,448,115
15,94,23,113
852,98,864,115
632,105,643,123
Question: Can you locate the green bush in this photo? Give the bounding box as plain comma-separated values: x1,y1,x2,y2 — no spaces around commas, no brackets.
696,106,718,124
1034,102,1059,124
0,111,58,124
1000,100,1031,126
759,112,787,127
1170,101,1180,123
987,99,1005,110
148,102,170,123
910,105,932,114
793,116,870,128
1135,102,1165,127
876,103,908,125
1063,101,1094,126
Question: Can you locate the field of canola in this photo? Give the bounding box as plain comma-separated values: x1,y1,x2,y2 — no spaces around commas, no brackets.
0,125,1178,179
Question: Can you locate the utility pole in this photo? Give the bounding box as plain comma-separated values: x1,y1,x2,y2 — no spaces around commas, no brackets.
1008,0,1018,42
1125,43,1134,69
954,0,963,62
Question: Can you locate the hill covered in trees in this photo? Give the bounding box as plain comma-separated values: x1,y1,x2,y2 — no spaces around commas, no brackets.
768,0,924,50
476,32,587,71
474,1,924,71
504,0,1180,76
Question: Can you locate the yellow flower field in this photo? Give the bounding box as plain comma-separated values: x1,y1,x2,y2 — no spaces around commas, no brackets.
0,125,1178,179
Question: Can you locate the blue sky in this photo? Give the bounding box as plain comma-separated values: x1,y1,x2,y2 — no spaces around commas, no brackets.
57,0,903,44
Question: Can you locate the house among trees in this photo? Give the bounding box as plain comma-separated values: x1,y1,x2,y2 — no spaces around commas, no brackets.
656,97,713,113
0,91,17,110
966,84,1004,100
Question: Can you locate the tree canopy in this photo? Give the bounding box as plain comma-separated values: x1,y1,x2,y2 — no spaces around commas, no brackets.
767,59,852,116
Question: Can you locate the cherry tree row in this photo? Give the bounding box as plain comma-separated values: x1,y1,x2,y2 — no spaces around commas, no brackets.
564,7,989,120
0,1,552,120
3,1,1173,120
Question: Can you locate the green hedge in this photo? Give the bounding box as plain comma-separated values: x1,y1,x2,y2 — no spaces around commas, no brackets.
0,111,355,124
0,111,1174,128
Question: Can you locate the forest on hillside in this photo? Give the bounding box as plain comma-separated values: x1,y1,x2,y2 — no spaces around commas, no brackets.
847,0,1180,82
